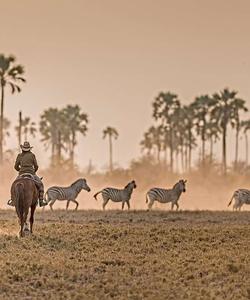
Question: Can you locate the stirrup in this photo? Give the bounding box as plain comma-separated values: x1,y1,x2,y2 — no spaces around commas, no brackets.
7,199,15,207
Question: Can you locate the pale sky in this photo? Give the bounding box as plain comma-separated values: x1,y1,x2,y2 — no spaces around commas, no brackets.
0,0,250,170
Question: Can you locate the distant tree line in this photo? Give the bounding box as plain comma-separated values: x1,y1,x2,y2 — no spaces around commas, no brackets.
141,89,249,174
1,53,250,175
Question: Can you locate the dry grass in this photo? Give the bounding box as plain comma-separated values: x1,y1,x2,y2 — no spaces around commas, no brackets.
0,210,249,299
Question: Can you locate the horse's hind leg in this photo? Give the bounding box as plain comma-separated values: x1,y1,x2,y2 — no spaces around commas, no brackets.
30,204,36,234
19,217,24,237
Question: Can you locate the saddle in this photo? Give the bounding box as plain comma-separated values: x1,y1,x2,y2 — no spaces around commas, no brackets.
16,173,42,187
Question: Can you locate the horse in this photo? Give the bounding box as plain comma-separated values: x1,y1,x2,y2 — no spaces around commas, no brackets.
11,177,39,237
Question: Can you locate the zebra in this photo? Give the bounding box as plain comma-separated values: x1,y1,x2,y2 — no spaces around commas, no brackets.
228,189,250,211
45,178,91,211
93,180,137,210
146,179,187,210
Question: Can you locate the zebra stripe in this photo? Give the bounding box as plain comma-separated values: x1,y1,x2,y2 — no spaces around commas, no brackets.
45,178,91,210
228,189,250,210
94,180,137,210
146,179,187,210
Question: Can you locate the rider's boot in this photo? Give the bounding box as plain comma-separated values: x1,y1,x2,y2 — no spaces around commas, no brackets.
38,191,47,207
7,199,15,207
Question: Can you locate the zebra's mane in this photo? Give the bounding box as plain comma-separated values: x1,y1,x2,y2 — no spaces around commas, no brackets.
71,179,83,188
173,181,181,190
124,181,132,189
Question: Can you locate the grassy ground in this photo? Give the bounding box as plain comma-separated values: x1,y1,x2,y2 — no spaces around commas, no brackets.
0,210,249,299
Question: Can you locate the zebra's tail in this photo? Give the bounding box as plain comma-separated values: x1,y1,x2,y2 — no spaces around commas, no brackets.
93,191,102,201
146,193,149,203
228,194,234,207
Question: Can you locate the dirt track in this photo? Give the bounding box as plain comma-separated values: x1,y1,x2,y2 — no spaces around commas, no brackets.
0,210,249,299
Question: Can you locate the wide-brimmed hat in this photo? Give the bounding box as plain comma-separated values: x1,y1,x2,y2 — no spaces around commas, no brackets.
20,141,33,151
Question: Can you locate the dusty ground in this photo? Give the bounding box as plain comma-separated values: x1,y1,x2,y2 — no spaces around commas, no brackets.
0,209,249,299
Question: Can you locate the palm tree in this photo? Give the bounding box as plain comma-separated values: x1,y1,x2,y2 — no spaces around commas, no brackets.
40,108,65,166
211,88,240,174
62,105,88,164
2,117,11,146
191,95,214,165
206,120,220,163
103,126,119,172
152,92,180,171
15,111,37,145
140,131,154,157
241,120,250,166
181,105,196,171
230,99,248,168
0,54,26,162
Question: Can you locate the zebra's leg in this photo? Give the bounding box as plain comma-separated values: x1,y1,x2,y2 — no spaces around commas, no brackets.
126,200,130,210
71,200,79,211
122,201,125,210
49,199,56,211
66,200,70,210
175,202,179,211
102,199,109,210
171,202,174,210
147,200,154,211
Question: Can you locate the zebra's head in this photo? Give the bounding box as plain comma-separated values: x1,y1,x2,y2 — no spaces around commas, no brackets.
125,180,137,190
72,178,91,192
174,179,187,193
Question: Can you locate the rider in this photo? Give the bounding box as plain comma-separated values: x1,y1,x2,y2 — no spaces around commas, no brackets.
8,141,47,207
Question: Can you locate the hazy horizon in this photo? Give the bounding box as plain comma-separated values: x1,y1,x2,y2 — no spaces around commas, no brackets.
1,0,250,170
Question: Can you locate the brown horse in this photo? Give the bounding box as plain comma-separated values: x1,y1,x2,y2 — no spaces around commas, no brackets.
11,177,38,237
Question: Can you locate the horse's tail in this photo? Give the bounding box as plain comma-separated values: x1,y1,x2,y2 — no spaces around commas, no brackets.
15,182,25,220
93,191,102,201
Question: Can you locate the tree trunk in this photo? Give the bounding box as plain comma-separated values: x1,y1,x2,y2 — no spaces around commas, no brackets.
164,147,168,167
188,129,192,172
222,126,227,175
51,142,55,166
185,145,188,171
202,125,205,165
109,134,113,172
18,111,22,148
245,132,248,166
209,136,213,164
170,128,173,172
24,130,28,141
70,131,75,165
181,144,184,173
57,131,62,164
175,151,179,173
0,83,4,164
234,128,239,169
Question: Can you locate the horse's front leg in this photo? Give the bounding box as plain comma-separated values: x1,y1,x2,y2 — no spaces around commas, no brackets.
30,204,36,234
